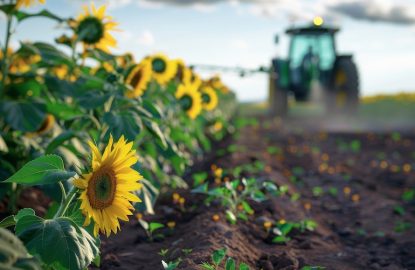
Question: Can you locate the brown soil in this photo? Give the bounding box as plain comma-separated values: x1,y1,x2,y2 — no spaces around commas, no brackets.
97,117,415,270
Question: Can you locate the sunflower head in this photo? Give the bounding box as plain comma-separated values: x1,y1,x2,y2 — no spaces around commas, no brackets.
201,86,219,111
37,114,55,134
16,0,45,8
175,84,202,119
75,3,117,52
174,59,186,82
147,53,177,86
183,68,202,90
125,62,152,98
73,135,143,237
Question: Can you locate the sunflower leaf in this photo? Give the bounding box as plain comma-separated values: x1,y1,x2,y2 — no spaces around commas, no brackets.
3,155,76,185
0,100,46,132
15,215,99,270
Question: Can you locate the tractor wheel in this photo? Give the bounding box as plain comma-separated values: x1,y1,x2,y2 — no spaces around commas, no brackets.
269,71,288,117
326,57,359,115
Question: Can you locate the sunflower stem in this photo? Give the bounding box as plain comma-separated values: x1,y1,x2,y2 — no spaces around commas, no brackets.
0,14,13,98
54,186,77,218
58,181,67,202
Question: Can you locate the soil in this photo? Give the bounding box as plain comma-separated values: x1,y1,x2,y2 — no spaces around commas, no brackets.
3,115,415,270
96,116,415,270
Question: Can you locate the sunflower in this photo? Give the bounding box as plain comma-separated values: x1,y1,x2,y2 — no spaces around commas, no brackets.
73,136,143,237
175,84,202,119
75,3,118,52
37,114,55,134
174,59,188,82
16,0,45,8
147,53,177,85
125,63,152,98
201,86,218,111
183,68,202,90
25,114,55,138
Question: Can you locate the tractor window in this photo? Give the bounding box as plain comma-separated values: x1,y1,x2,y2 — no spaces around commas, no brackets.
289,33,335,71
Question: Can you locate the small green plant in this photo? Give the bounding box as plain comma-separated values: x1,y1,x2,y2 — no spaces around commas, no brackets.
393,205,405,216
402,189,415,202
271,219,317,244
312,186,324,197
162,259,181,270
200,248,250,270
394,221,412,233
192,178,278,224
138,220,165,242
301,266,326,270
160,248,192,269
159,249,169,257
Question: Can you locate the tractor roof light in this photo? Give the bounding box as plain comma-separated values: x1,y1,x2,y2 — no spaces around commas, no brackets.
313,16,324,26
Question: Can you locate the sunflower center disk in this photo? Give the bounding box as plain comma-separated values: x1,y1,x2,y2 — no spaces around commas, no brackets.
87,170,116,209
152,58,167,73
77,16,104,44
202,93,211,104
130,68,143,88
180,95,193,111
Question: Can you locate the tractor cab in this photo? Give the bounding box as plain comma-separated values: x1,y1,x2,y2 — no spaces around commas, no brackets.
270,17,359,117
286,20,339,100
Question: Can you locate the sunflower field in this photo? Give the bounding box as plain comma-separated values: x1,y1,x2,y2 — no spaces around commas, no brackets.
0,1,236,269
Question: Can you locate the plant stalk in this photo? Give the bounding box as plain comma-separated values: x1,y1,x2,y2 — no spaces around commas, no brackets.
54,185,77,218
1,14,13,98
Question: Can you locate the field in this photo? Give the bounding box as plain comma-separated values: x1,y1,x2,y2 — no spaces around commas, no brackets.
1,2,415,270
90,98,415,270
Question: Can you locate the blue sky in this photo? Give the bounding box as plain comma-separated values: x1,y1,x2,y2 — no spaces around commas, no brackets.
2,0,415,101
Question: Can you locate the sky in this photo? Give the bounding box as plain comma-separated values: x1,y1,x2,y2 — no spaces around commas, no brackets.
1,0,415,101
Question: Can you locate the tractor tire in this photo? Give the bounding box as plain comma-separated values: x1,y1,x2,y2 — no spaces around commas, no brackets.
269,71,288,117
326,56,359,115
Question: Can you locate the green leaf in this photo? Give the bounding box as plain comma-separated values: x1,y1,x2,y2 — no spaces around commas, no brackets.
191,183,209,194
241,201,254,215
143,100,162,118
225,257,236,270
15,216,99,270
0,227,41,270
149,222,164,233
47,102,83,120
272,235,290,244
45,131,76,154
14,9,64,22
4,155,76,185
143,119,168,150
239,263,250,270
0,215,15,228
200,262,215,270
103,111,141,141
31,42,71,65
1,100,46,132
15,208,35,222
212,248,227,266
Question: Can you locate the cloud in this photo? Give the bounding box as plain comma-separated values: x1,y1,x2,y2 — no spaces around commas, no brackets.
328,0,415,25
101,0,415,25
136,30,155,46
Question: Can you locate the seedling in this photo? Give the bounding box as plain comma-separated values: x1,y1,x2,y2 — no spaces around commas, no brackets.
162,259,181,270
271,219,317,244
138,220,165,242
159,249,169,257
394,221,412,233
301,266,326,270
200,248,250,270
402,189,414,202
312,186,324,197
192,178,278,224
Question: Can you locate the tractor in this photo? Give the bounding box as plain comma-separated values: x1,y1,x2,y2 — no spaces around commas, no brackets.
269,17,359,117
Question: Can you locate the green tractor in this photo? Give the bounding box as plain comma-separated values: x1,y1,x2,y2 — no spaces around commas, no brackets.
269,17,359,117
